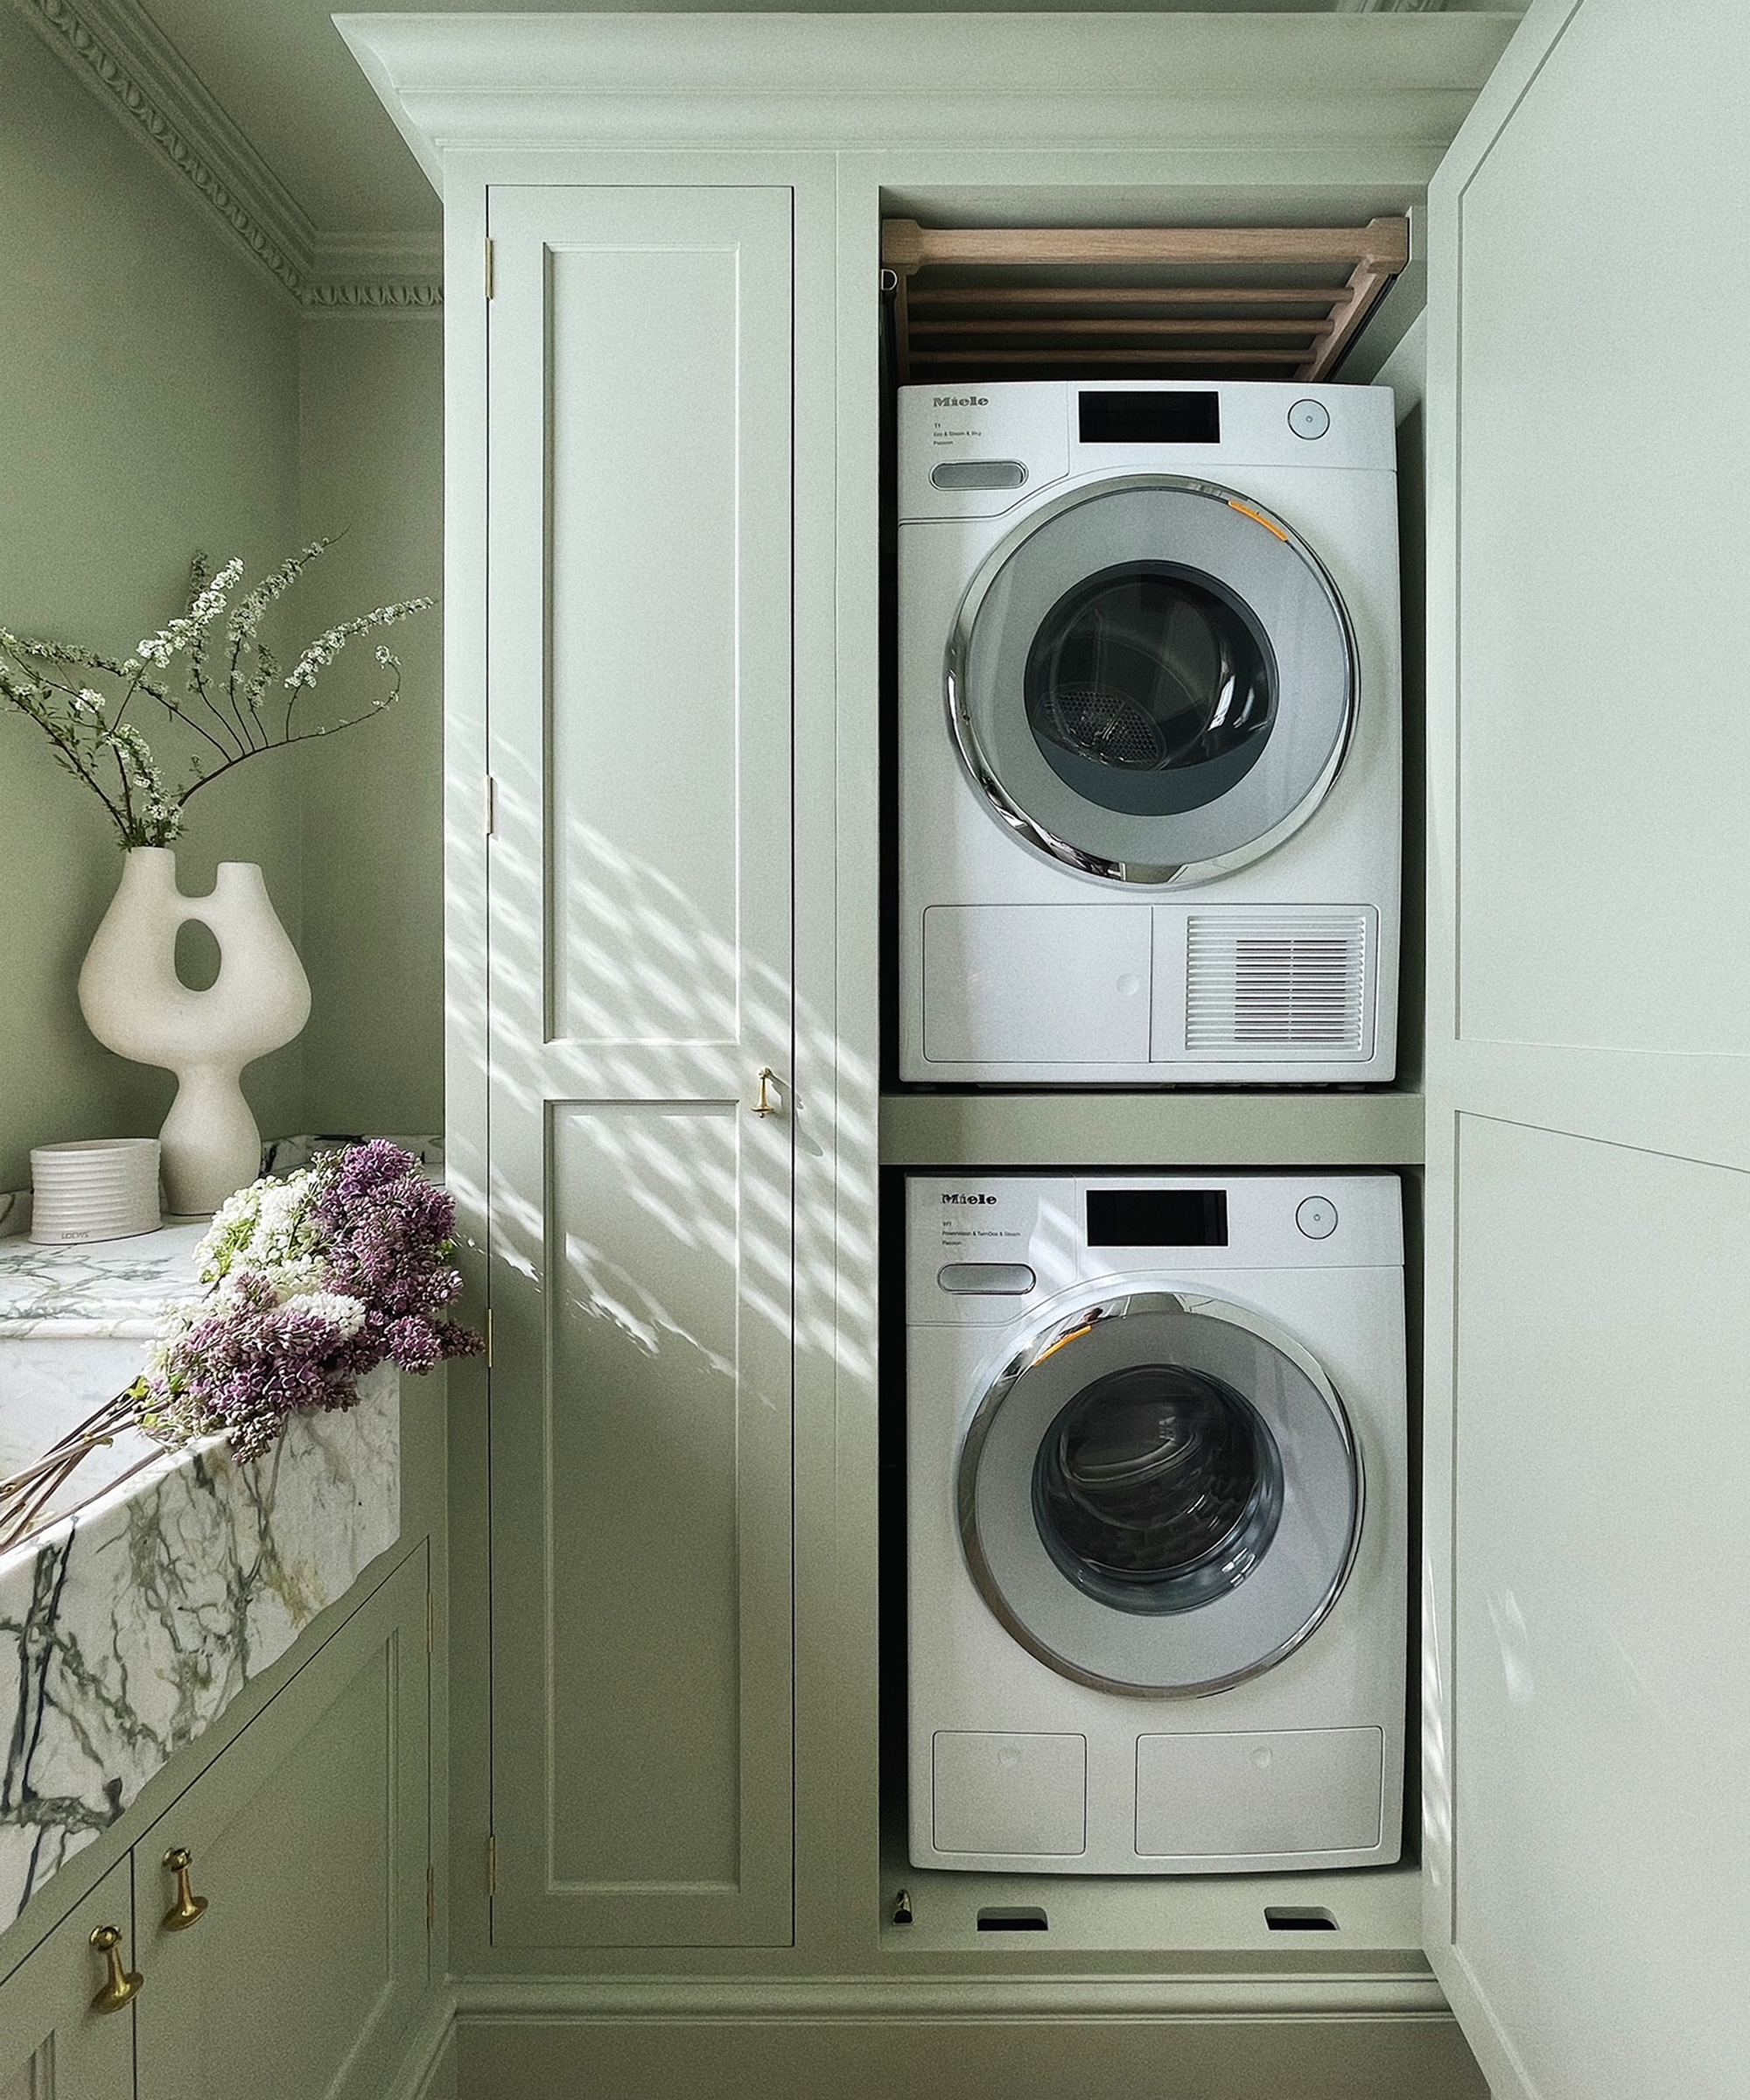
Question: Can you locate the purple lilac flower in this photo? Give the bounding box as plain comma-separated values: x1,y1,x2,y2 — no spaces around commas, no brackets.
144,1141,480,1463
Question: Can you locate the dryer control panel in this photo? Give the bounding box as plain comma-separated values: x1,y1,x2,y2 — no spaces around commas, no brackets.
899,379,1395,522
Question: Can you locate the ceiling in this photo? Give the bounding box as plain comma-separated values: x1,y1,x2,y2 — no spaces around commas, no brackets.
19,1,1526,287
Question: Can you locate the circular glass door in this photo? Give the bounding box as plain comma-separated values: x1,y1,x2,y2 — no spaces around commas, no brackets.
948,478,1356,885
958,1292,1362,1696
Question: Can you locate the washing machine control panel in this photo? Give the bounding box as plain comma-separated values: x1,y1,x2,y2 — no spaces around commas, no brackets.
907,1173,1401,1322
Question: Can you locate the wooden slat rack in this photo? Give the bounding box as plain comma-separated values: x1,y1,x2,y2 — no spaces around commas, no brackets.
882,218,1410,386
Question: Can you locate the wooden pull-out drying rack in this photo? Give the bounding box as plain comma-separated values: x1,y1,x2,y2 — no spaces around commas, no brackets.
882,217,1410,386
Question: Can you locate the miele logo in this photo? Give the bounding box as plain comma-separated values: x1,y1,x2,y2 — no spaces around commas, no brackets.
942,1193,998,1206
934,395,988,408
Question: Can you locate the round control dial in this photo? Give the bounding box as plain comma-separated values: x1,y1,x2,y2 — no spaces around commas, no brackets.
1287,399,1330,441
1295,1196,1339,1240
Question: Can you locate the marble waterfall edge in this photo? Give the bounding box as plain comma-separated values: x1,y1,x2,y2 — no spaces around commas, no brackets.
0,1365,399,1922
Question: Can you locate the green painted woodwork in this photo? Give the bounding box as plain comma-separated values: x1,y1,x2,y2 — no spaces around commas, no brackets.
1420,3,1750,2095
879,1089,1426,1166
130,1551,430,2100
450,2008,1488,2100
482,185,795,1950
0,1861,135,2100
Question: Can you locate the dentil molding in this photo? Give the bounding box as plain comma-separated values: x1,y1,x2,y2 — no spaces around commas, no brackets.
11,0,442,312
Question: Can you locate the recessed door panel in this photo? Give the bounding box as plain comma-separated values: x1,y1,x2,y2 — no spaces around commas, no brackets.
546,1102,746,1891
547,243,741,1052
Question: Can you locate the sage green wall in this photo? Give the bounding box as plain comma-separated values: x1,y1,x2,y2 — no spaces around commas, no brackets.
295,318,445,1138
0,7,303,1193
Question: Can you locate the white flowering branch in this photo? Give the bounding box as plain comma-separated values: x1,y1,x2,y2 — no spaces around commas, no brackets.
0,543,434,847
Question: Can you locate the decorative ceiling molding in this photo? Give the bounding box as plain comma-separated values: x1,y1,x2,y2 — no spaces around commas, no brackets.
10,0,441,311
339,10,1522,172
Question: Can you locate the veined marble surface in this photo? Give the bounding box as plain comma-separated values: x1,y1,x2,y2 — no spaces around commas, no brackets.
0,1222,206,1337
0,1222,402,1924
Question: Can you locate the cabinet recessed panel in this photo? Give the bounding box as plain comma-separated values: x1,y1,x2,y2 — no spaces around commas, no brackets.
130,1558,430,2100
1452,1117,1750,2100
1453,0,1750,1057
547,244,742,1052
546,1102,746,1889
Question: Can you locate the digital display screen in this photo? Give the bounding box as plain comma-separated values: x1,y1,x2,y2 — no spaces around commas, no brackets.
1079,391,1220,446
1086,1188,1228,1247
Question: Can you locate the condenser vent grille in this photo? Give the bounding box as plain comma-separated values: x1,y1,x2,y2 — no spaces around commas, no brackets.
1185,910,1370,1055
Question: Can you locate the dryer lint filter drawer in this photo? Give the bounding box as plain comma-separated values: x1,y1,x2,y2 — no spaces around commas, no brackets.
934,1730,1087,1856
1134,1727,1383,1859
922,906,1150,1063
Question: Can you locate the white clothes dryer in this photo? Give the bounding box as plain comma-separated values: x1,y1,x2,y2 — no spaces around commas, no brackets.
898,381,1401,1084
906,1172,1405,1876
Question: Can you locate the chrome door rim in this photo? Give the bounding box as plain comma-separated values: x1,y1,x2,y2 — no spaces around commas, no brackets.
957,1290,1365,1697
945,475,1358,887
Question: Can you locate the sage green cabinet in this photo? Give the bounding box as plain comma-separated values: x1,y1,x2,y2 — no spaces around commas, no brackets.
130,1553,430,2100
0,1861,136,2100
0,1557,430,2100
484,184,796,1950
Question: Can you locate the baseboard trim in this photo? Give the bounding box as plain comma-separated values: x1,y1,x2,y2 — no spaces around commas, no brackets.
452,1972,1453,2022
385,1986,458,2100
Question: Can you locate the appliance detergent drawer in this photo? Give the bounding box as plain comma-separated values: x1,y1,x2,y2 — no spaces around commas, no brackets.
1134,1727,1383,1858
921,905,1151,1063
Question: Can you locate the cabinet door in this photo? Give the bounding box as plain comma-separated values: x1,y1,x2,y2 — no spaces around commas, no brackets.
131,1555,430,2100
0,1861,134,2100
1423,3,1750,2096
484,185,794,1949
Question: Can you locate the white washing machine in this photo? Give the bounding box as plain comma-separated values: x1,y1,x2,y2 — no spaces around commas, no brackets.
898,381,1401,1084
906,1172,1405,1876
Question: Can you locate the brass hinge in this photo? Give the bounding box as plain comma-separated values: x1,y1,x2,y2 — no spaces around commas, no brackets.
425,1590,435,1655
483,774,497,836
486,1832,498,1897
425,1865,435,1931
485,236,495,300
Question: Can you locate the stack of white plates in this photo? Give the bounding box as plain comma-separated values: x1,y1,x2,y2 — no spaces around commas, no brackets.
30,1138,162,1245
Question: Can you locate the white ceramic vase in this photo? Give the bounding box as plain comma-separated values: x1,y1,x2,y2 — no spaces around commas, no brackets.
77,849,311,1215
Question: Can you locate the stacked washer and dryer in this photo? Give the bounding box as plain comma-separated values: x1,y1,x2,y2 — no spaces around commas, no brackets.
897,382,1409,1878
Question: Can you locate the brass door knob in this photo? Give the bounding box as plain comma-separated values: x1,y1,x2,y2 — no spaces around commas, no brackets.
89,1924,143,2013
753,1067,780,1116
162,1846,209,1931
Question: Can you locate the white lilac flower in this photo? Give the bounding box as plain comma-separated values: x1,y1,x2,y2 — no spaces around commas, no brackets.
280,1290,368,1339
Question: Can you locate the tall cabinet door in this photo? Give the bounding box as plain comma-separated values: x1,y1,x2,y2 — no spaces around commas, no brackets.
485,186,794,1948
1423,4,1750,2096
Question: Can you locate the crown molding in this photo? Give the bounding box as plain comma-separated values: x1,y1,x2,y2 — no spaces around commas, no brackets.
11,0,442,311
304,232,445,316
338,10,1522,175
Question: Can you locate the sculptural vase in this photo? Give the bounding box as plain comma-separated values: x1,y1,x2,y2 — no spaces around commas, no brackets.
78,850,311,1215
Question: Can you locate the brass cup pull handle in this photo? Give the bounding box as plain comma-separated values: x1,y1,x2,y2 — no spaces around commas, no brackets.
161,1846,208,1932
753,1067,780,1117
89,1925,143,2013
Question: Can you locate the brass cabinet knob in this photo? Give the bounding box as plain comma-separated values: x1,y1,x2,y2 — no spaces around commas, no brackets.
753,1067,780,1116
89,1924,143,2013
162,1846,209,1931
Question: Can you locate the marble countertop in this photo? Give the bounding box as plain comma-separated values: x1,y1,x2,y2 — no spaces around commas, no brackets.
0,1204,403,1924
0,1222,206,1338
